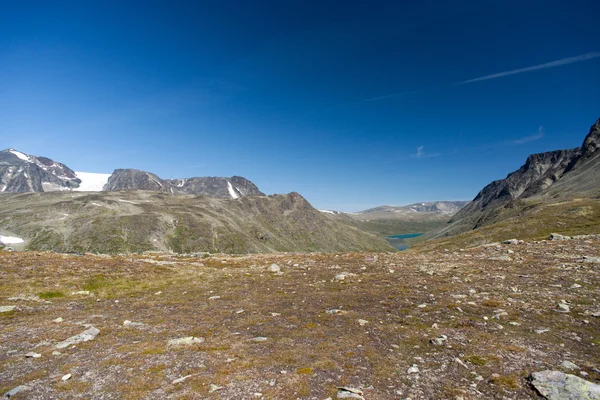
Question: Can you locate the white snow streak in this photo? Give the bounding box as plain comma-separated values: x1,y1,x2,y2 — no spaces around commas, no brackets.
226,180,239,199
0,235,24,244
74,172,111,192
9,150,31,162
318,210,335,214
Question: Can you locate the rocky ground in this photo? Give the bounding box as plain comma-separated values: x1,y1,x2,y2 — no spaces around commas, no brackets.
1,236,599,399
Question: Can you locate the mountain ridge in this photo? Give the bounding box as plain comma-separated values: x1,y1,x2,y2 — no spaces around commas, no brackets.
422,118,600,243
0,149,264,199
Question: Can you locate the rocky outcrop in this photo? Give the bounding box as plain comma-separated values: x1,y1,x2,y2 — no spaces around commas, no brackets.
0,149,81,192
104,169,264,198
425,118,600,241
103,169,165,191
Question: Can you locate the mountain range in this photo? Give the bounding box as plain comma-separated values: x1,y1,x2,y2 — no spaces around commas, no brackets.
0,149,263,199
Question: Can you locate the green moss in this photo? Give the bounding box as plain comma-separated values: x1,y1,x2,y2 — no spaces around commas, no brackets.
39,291,65,299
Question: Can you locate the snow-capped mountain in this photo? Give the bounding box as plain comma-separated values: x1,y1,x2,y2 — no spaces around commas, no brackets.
0,149,81,192
0,149,264,199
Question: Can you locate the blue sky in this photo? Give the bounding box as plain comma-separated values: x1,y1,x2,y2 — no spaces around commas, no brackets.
1,0,598,211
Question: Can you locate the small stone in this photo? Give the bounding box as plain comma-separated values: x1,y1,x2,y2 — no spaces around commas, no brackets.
560,360,580,370
509,321,521,326
270,312,281,317
502,239,519,245
167,336,204,346
208,296,221,300
209,384,223,393
327,309,345,315
61,373,72,381
580,371,589,377
431,323,439,329
557,303,570,313
357,319,369,326
25,352,41,358
535,328,550,334
267,264,281,273
52,351,62,356
0,306,16,313
154,291,162,295
337,387,364,399
172,374,194,384
248,337,268,342
569,283,582,289
123,320,132,326
53,317,63,323
407,364,419,374
71,291,90,295
417,304,427,308
333,274,346,282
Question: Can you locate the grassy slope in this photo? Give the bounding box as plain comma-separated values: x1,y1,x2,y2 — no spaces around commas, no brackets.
0,192,394,254
412,197,600,251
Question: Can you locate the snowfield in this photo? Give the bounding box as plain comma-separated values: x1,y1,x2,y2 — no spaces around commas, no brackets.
0,235,25,244
74,172,111,192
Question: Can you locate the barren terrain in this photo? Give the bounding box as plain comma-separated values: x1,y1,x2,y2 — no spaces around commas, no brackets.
1,236,599,399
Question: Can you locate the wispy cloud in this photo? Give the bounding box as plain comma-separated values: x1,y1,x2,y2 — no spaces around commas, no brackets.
454,52,600,86
411,146,441,159
511,126,544,145
363,90,421,102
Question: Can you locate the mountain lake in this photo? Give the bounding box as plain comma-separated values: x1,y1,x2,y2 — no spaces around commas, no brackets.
386,233,423,251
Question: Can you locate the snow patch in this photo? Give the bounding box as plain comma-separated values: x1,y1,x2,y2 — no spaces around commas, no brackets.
74,172,111,192
0,235,24,244
9,150,31,162
319,209,335,214
226,180,240,199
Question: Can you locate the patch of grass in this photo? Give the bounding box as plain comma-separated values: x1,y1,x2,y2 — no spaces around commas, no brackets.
465,355,488,366
39,290,65,299
296,367,314,375
482,299,502,307
492,374,521,389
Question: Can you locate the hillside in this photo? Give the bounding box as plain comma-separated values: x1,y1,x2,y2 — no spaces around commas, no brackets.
418,118,600,248
0,191,394,254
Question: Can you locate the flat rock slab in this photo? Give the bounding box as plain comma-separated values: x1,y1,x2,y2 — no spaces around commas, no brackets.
4,385,31,398
167,336,204,346
531,370,600,399
55,326,100,349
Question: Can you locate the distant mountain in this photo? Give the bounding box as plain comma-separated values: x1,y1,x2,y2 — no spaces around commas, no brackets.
317,201,468,237
0,149,81,193
104,169,264,198
423,118,600,242
356,201,468,218
0,149,264,199
0,191,394,254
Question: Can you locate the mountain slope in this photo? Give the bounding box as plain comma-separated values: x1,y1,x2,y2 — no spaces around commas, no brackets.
0,191,394,254
0,149,81,192
104,169,265,198
421,118,600,244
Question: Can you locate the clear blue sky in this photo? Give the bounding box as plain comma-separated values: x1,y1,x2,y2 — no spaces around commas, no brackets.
1,0,598,211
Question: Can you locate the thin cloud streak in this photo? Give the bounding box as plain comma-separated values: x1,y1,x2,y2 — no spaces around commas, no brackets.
454,52,600,86
364,90,421,102
511,126,544,145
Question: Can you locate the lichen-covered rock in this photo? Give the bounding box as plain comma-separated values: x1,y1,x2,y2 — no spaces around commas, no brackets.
530,370,600,399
